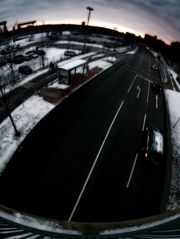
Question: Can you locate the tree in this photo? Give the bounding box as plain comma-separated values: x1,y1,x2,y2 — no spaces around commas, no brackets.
0,72,20,136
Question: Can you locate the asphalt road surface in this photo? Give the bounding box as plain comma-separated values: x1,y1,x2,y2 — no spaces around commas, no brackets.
0,46,167,223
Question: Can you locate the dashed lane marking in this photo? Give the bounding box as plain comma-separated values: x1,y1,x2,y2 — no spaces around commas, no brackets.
126,153,138,188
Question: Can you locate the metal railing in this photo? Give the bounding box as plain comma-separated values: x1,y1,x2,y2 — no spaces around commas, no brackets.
1,205,180,238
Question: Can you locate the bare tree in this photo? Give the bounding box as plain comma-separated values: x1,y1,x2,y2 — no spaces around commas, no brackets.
0,71,20,136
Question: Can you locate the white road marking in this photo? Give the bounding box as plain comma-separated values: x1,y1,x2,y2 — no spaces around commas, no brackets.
68,100,125,222
155,94,158,109
146,81,150,103
137,74,153,83
142,113,147,131
126,153,138,188
127,74,137,93
136,85,141,98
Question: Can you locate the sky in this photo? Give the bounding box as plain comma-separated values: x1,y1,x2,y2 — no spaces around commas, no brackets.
0,0,180,45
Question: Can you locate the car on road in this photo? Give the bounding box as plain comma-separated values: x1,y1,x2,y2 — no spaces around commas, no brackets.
152,83,161,94
142,124,163,165
151,63,158,70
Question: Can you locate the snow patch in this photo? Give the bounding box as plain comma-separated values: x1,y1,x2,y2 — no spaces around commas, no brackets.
151,50,159,58
0,95,54,174
165,90,180,210
56,40,104,48
89,59,112,70
0,209,80,235
126,46,138,55
48,81,69,90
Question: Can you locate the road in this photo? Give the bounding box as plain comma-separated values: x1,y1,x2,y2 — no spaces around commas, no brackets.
0,46,167,223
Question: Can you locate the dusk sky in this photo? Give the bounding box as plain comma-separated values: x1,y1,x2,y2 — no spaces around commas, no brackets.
0,0,180,45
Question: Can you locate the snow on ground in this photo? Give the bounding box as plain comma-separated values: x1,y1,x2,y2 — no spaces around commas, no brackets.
104,56,117,62
56,51,96,68
126,46,139,55
3,68,49,95
165,89,180,210
14,33,46,48
56,40,104,48
2,51,97,95
151,50,159,58
109,56,117,62
48,80,69,90
0,95,54,175
89,59,112,70
116,46,128,53
168,69,178,81
45,47,65,62
167,68,180,91
0,209,81,235
91,53,104,59
44,47,80,64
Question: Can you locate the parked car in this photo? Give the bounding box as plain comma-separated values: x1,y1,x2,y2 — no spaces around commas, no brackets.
18,65,33,75
64,50,77,57
13,54,24,64
142,124,163,165
23,53,33,61
24,52,39,61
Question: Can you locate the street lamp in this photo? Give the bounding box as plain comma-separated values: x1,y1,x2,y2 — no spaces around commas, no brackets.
82,7,94,53
86,6,94,26
0,80,20,137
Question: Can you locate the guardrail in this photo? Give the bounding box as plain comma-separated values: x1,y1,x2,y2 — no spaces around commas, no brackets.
1,205,180,238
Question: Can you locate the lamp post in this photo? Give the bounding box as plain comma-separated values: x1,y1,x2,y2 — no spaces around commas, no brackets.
83,7,94,53
86,6,94,26
0,81,20,137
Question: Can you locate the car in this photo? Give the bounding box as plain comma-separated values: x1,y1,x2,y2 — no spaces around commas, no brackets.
142,124,163,165
18,65,33,75
64,50,77,57
23,53,33,61
24,52,38,60
151,63,158,70
31,53,38,58
152,83,161,94
13,54,24,64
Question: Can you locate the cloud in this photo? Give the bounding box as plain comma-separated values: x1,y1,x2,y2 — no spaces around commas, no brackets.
0,0,179,43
